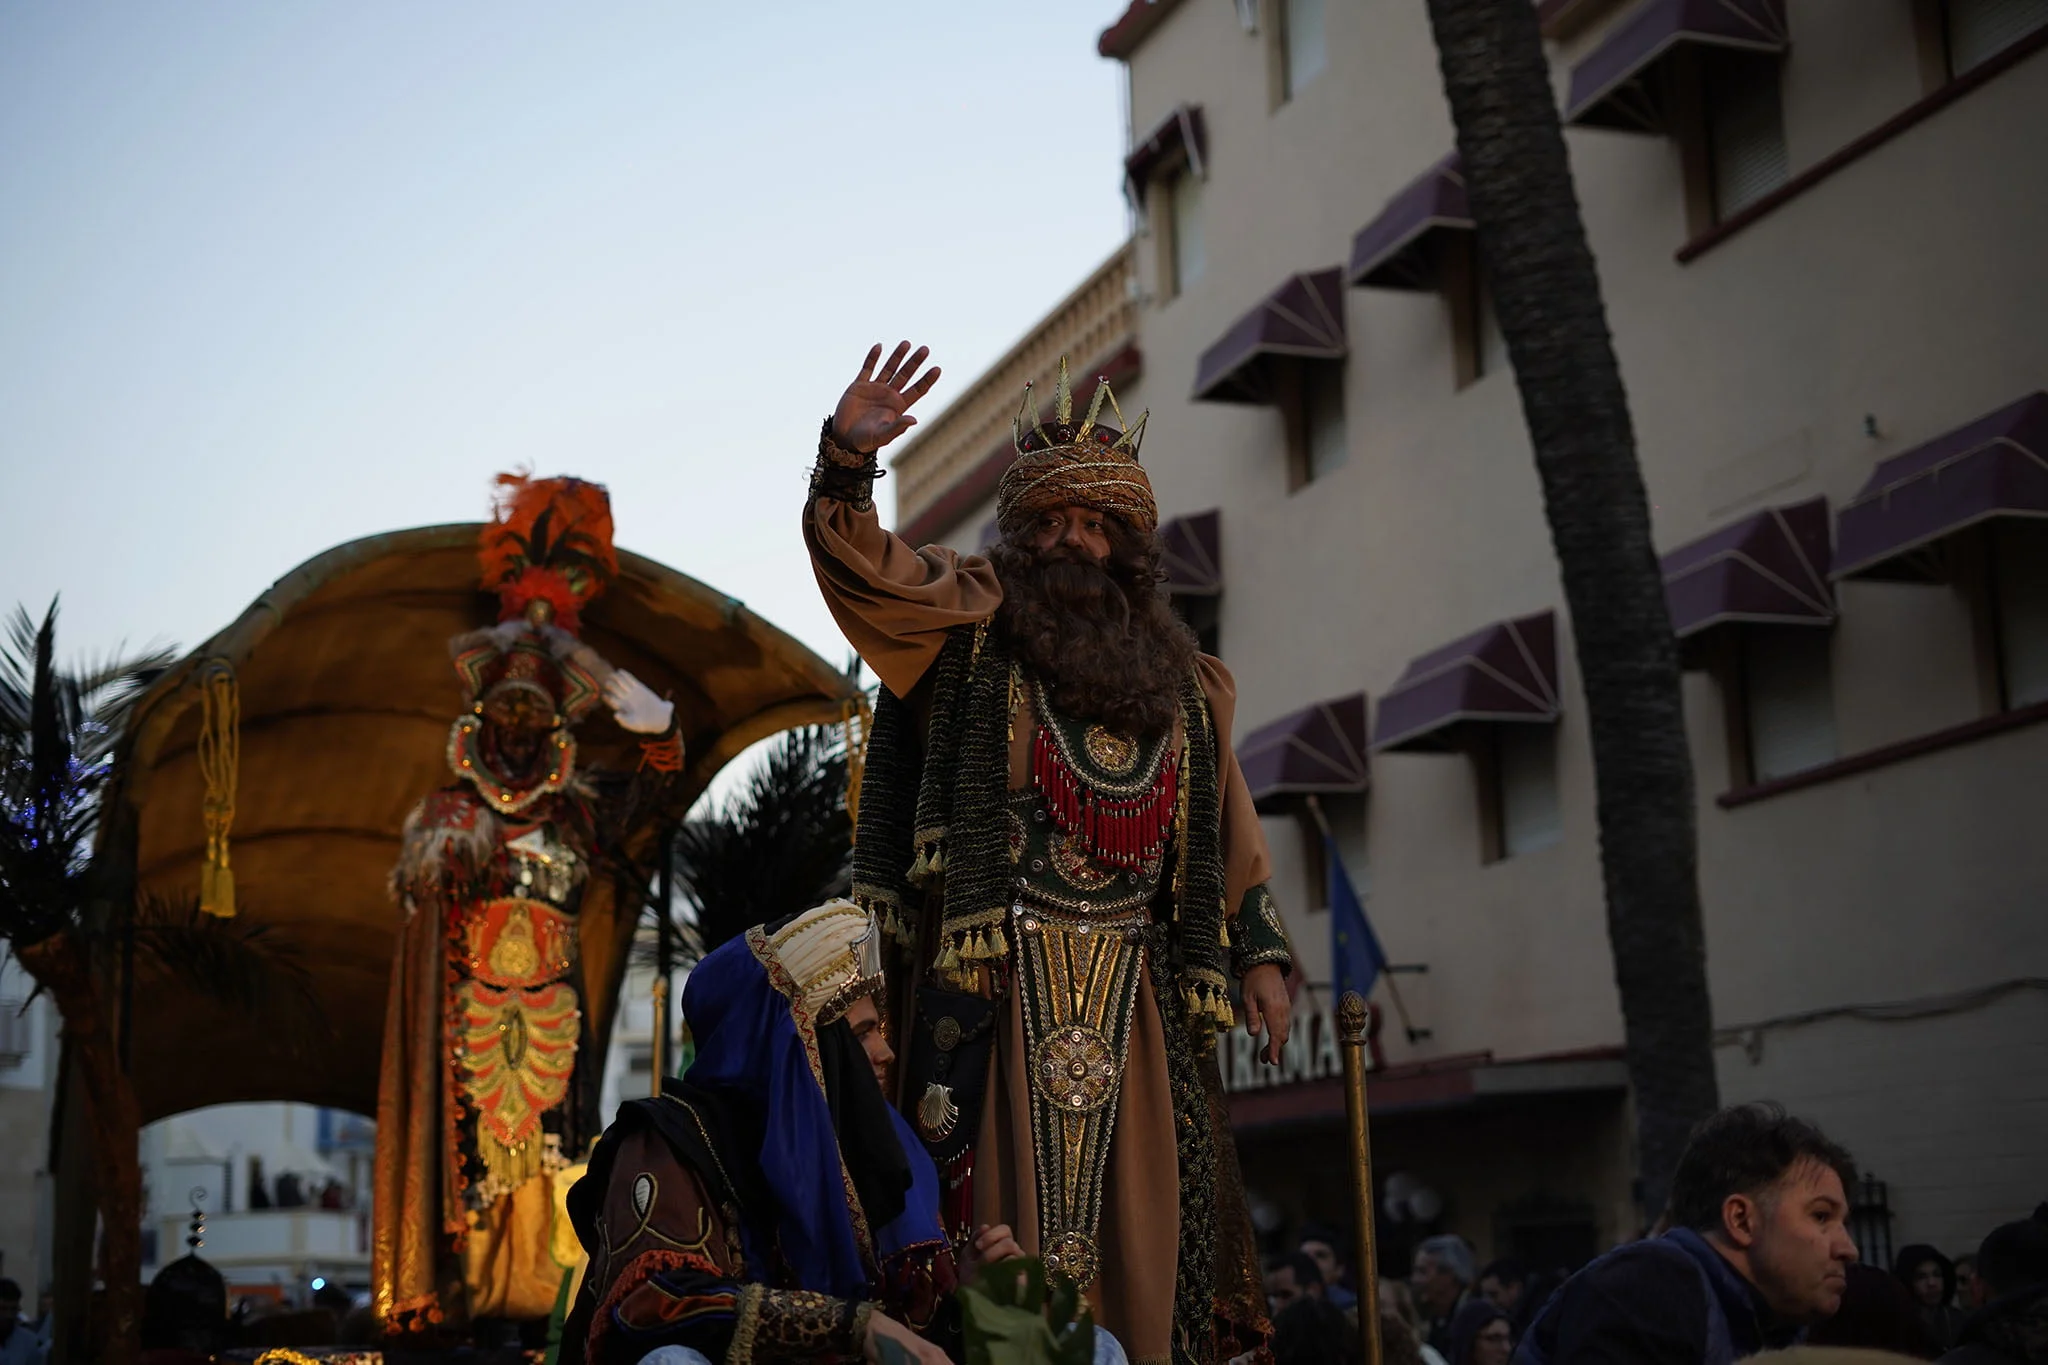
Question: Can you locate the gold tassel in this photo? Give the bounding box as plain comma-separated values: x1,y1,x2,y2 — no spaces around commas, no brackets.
197,662,239,918
909,845,934,886
1219,921,1232,947
842,696,873,835
989,925,1008,957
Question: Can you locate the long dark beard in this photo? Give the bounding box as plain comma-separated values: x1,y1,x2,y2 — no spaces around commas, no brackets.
990,523,1197,737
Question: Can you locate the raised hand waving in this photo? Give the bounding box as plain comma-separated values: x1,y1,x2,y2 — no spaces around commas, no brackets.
832,341,942,454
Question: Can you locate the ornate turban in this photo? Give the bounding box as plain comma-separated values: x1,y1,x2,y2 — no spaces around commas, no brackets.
756,898,886,1026
995,357,1156,541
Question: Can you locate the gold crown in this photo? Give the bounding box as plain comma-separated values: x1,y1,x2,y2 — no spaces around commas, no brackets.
1012,356,1148,460
999,357,1158,538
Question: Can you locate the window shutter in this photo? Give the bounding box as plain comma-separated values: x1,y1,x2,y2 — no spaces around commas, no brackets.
1709,59,1790,218
1947,0,2048,74
1171,169,1206,292
1745,628,1838,782
1284,0,1329,98
1995,523,2048,707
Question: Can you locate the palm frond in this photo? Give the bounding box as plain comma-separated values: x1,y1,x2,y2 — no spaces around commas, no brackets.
131,896,330,1052
0,598,180,949
656,724,853,962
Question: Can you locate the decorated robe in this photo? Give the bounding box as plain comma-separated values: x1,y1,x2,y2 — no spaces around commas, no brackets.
374,719,678,1327
565,1084,960,1365
805,492,1291,1365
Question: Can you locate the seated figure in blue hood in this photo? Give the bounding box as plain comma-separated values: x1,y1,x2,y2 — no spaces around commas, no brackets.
564,900,1019,1365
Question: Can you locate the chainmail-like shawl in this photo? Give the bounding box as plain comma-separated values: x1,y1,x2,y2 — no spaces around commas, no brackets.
850,624,1231,1021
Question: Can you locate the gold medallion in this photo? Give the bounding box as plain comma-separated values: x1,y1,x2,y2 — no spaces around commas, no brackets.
1082,724,1139,775
1031,1024,1119,1115
1044,1230,1100,1288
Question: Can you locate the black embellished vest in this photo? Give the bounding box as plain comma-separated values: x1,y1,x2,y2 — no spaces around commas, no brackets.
850,623,1234,1024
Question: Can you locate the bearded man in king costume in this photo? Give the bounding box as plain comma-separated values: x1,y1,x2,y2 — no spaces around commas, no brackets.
373,474,685,1331
806,343,1296,1365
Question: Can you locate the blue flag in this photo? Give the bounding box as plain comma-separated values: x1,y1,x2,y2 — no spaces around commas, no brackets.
1327,834,1387,1001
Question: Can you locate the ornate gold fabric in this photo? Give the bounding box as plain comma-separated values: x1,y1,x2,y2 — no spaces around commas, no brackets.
1013,902,1150,1289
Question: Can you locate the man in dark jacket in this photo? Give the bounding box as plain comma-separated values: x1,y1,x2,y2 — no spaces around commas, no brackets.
1514,1103,1859,1364
1938,1211,2048,1365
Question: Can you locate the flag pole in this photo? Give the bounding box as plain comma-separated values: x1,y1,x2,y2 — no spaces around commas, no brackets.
1304,795,1426,1044
1338,991,1384,1365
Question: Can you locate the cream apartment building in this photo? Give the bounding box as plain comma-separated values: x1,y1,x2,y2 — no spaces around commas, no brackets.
889,0,2048,1269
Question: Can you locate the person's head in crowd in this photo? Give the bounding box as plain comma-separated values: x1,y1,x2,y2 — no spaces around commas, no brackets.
1446,1297,1514,1365
141,1255,230,1356
1299,1220,1349,1292
1974,1212,2048,1303
1956,1253,1981,1307
1380,1275,1425,1334
1892,1244,1955,1310
1413,1233,1477,1318
1272,1293,1356,1365
1668,1102,1859,1325
1478,1258,1529,1315
1379,1310,1429,1365
0,1280,19,1340
1266,1250,1325,1315
1803,1262,1938,1357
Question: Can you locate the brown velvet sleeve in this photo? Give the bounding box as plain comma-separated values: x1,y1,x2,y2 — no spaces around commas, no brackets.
804,494,1006,700
1195,654,1276,915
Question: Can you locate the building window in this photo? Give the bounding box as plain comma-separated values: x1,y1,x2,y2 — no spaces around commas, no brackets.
1480,724,1562,862
1741,628,1837,783
1441,236,1507,390
1945,0,2048,75
1165,165,1206,298
1276,0,1329,103
1304,360,1347,482
1705,52,1790,219
1281,360,1347,490
1991,521,2048,708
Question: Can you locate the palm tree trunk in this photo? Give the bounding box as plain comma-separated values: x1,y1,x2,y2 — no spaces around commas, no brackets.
20,933,143,1365
1420,0,1720,1216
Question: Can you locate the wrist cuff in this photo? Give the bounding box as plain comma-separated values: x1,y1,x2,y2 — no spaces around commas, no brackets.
811,417,884,510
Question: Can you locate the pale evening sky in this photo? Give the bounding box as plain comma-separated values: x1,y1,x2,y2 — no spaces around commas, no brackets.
0,3,1128,680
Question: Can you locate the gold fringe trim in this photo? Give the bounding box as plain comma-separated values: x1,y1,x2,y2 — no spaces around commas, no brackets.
1183,981,1236,1030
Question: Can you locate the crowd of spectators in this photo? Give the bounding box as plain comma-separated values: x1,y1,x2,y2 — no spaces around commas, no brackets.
1262,1103,2046,1365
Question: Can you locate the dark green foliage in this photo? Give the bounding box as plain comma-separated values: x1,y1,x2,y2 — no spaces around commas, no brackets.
656,724,853,961
959,1256,1095,1365
0,600,170,947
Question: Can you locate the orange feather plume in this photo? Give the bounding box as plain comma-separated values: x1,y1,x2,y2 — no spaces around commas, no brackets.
478,473,618,631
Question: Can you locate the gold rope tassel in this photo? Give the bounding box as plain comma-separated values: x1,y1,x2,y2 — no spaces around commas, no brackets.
197,662,240,918
842,694,874,834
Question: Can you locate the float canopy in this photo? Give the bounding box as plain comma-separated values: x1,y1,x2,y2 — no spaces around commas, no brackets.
108,524,857,1123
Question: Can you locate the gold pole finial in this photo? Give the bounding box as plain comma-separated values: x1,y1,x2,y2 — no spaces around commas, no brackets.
1338,991,1384,1365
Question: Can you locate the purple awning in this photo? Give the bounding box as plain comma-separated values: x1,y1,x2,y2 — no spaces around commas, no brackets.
1565,0,1788,132
1160,509,1221,595
1834,392,2048,581
1661,497,1834,636
1372,611,1560,752
1347,155,1474,290
1124,103,1206,199
1192,268,1347,405
1238,694,1370,802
